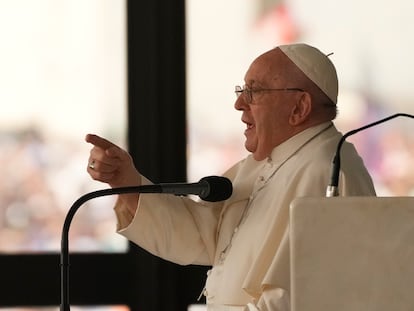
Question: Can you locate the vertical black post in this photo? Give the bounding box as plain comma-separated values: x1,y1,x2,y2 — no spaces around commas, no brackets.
126,1,209,310
127,0,187,183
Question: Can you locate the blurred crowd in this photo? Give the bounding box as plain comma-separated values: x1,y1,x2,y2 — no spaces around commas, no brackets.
0,128,126,253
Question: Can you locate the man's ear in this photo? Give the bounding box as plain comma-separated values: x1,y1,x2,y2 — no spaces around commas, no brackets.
289,92,312,126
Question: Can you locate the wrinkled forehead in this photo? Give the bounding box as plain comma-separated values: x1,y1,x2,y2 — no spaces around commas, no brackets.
244,48,302,86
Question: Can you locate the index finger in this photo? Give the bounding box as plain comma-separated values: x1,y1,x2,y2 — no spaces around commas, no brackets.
85,134,117,150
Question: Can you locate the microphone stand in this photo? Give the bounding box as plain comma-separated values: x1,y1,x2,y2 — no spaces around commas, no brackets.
61,176,232,311
326,112,414,197
60,185,165,311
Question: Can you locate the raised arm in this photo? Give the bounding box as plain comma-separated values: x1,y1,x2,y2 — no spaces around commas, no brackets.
85,133,141,225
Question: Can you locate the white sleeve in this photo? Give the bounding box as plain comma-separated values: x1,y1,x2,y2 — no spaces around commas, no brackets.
118,191,222,265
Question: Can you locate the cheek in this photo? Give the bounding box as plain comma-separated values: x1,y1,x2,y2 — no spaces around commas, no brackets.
251,111,274,148
255,108,289,146
255,110,276,136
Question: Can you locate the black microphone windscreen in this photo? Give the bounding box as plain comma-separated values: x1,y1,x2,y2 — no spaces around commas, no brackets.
199,176,233,202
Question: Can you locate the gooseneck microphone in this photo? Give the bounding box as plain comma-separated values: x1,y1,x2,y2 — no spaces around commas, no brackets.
61,176,233,311
326,113,414,197
146,175,233,202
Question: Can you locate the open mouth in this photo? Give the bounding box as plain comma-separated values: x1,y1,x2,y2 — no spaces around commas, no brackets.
244,122,255,135
242,115,255,134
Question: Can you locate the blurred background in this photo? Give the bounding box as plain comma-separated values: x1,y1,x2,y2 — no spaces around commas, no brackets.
0,0,127,253
0,0,413,309
186,0,414,197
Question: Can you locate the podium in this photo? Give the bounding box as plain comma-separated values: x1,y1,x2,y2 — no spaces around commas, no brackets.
289,197,414,311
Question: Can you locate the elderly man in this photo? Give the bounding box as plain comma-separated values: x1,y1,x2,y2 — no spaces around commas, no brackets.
86,43,376,310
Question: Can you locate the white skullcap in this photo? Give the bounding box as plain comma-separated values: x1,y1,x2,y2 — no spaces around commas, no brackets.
279,43,338,104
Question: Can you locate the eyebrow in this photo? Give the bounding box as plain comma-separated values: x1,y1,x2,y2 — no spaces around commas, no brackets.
244,80,264,88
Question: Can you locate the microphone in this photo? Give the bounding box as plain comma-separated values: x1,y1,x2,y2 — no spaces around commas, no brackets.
61,176,232,311
141,175,233,202
326,113,414,197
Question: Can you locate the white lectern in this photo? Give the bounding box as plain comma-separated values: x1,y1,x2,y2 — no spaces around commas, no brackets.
290,197,414,311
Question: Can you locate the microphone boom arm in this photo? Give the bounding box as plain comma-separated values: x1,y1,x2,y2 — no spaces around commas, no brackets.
61,176,232,311
327,112,414,197
61,185,160,311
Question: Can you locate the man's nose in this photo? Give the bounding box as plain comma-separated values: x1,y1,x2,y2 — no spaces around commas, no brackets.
234,95,249,111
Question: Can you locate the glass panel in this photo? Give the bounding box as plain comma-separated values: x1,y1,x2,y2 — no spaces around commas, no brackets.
0,0,127,252
186,0,414,196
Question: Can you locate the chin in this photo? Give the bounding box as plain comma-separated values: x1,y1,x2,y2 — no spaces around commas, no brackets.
244,137,257,151
245,143,265,161
251,146,271,161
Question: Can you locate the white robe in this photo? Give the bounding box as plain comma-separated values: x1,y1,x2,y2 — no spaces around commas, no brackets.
116,122,376,311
